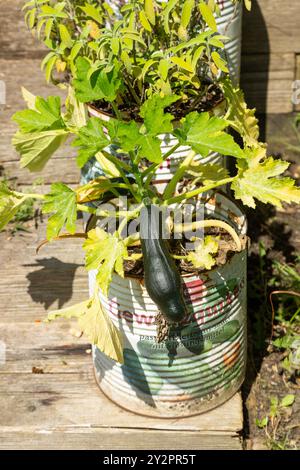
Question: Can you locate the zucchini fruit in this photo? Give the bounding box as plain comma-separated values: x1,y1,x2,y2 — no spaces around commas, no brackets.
140,204,187,324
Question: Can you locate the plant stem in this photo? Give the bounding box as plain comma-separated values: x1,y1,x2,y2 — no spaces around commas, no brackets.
142,142,181,180
164,177,235,205
77,204,97,214
111,102,122,119
173,219,242,252
15,192,45,200
163,150,195,199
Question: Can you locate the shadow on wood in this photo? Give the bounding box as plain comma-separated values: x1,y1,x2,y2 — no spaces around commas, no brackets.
241,0,270,139
24,257,81,310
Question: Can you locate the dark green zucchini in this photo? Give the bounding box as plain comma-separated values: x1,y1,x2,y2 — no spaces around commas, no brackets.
140,204,187,324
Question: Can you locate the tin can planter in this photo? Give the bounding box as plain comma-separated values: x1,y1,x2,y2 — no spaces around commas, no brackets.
81,105,224,189
217,0,243,83
91,193,247,417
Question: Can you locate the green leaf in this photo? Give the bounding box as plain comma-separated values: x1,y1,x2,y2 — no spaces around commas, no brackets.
158,59,170,81
221,78,259,147
0,183,29,231
59,24,73,48
79,4,103,24
138,134,162,163
256,417,268,429
232,147,300,208
13,96,65,133
175,112,243,158
74,57,122,103
107,119,162,163
186,162,229,182
170,56,194,73
139,10,152,31
145,0,156,25
47,295,124,363
199,2,217,32
140,94,179,135
83,228,128,296
43,183,77,239
40,4,68,19
211,51,228,73
72,117,109,168
280,394,295,408
187,235,219,270
163,0,180,34
12,129,68,172
107,119,141,153
181,0,195,29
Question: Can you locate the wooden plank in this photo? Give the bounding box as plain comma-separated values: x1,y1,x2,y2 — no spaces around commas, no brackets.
242,0,300,55
0,316,243,434
1,157,80,185
0,0,46,58
0,428,242,450
241,53,295,114
0,227,88,321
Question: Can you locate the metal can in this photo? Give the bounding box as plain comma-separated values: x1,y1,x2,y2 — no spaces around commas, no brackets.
92,193,247,417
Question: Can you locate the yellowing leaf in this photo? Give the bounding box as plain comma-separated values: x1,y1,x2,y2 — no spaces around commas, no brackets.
244,0,252,11
76,177,115,203
187,236,219,270
12,129,68,172
79,295,123,363
232,147,300,208
221,78,259,147
186,162,229,182
83,228,128,296
47,299,91,321
87,20,101,39
0,183,29,231
95,152,121,177
21,87,36,110
47,295,124,363
56,59,66,73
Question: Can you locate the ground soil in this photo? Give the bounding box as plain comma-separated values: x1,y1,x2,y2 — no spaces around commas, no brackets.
91,83,224,121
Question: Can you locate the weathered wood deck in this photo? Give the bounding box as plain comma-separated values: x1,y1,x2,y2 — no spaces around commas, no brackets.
1,0,300,450
0,222,244,450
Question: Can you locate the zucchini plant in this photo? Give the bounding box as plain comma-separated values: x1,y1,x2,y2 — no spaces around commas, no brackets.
2,86,300,363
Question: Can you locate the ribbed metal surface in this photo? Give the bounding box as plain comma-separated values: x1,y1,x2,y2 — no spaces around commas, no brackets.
216,0,242,82
92,193,247,417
